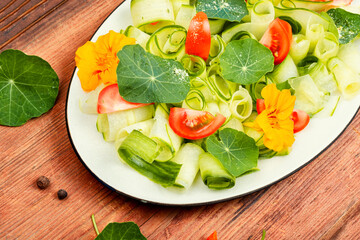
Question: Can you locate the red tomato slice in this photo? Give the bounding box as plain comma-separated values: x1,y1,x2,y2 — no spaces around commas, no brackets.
291,109,310,133
260,18,292,65
207,231,217,240
185,12,211,61
169,108,226,140
97,84,152,114
256,99,266,114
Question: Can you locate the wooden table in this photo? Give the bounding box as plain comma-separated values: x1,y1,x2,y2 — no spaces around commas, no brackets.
1,1,360,239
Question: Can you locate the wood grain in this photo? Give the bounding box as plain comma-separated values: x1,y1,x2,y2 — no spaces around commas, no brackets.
1,0,360,239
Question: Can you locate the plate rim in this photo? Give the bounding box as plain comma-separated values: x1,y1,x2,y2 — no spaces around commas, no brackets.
65,0,360,206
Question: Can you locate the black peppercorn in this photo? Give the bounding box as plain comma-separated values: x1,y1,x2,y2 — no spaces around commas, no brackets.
36,176,50,189
57,189,68,200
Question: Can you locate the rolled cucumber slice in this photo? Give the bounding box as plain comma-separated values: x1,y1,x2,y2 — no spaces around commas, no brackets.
307,61,337,94
208,35,226,64
172,143,204,189
118,131,181,187
275,7,330,35
199,153,235,190
222,22,267,42
146,25,187,60
229,86,253,122
114,119,155,151
337,39,360,75
150,104,183,162
250,0,275,25
131,0,175,34
290,34,310,65
97,105,155,142
328,57,360,99
124,25,150,49
288,74,325,116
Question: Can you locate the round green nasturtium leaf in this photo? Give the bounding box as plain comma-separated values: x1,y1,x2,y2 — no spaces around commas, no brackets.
220,38,274,85
116,44,190,104
0,49,59,127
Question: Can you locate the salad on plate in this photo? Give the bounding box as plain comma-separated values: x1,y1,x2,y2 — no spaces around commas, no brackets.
73,0,360,192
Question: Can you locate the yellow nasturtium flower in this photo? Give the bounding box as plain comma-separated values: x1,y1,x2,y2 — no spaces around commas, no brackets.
75,30,135,92
244,84,296,152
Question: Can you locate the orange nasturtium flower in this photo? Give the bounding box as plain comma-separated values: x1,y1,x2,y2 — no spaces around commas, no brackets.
244,84,296,152
75,30,135,92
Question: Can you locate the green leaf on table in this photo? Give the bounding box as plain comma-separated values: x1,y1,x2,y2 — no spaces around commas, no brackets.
196,0,248,22
0,49,59,127
116,44,190,104
326,8,360,44
95,222,147,240
206,128,259,177
220,39,274,85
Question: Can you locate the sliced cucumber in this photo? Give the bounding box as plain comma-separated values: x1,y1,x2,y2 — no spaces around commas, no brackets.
306,21,325,53
229,86,253,122
285,0,332,11
315,95,340,118
328,57,360,99
114,119,155,151
268,55,299,84
171,0,189,17
209,19,227,35
146,25,187,60
290,34,310,65
175,4,196,30
180,54,207,79
119,130,160,163
222,22,267,42
199,152,235,190
97,105,155,142
337,39,360,75
131,0,175,34
314,32,339,63
79,83,105,114
149,104,183,161
208,35,226,64
207,72,238,102
172,143,204,189
250,0,275,24
124,25,150,49
244,126,264,147
308,61,337,94
220,118,244,132
184,89,206,111
288,75,325,116
275,7,330,35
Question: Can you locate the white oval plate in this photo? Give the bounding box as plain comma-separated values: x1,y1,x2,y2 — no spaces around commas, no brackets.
66,0,360,206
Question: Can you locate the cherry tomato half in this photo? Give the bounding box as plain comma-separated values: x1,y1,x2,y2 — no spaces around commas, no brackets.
185,12,211,61
291,109,310,133
256,99,266,114
97,84,152,114
260,18,292,65
169,108,226,140
207,231,218,240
